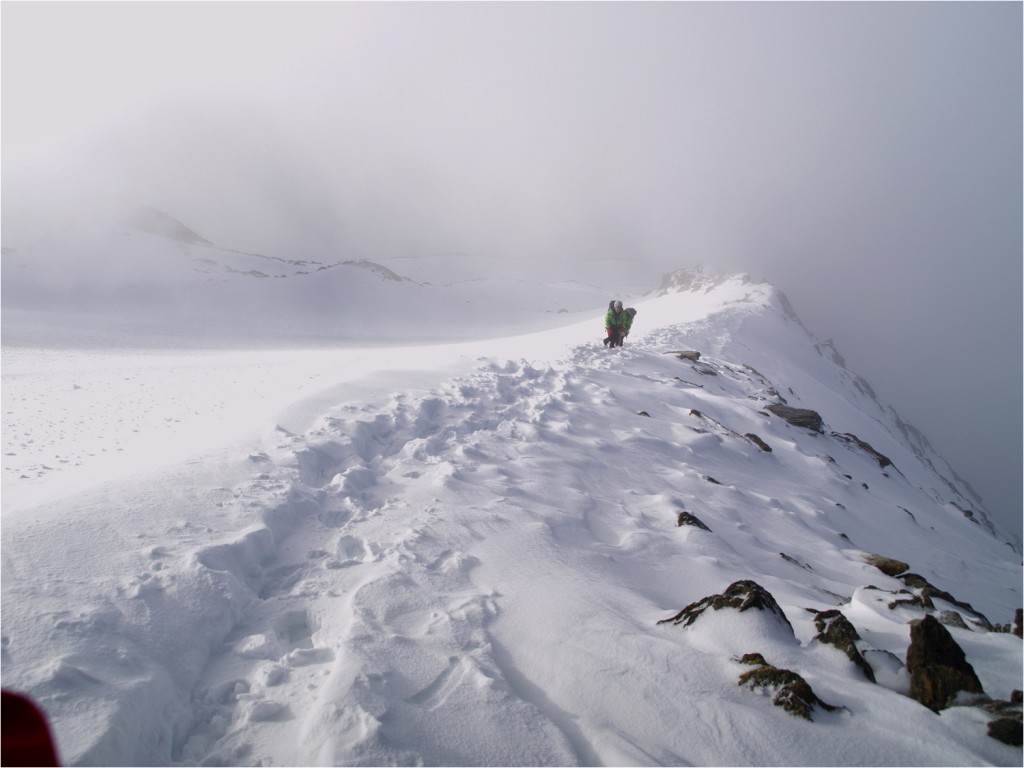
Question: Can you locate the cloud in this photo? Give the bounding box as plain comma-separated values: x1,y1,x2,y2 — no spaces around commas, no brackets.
2,1,1020,535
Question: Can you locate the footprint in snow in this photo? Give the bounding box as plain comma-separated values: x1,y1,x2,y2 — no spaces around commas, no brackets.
325,535,377,568
405,655,481,710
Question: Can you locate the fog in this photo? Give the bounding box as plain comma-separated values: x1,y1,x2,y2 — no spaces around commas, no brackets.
2,2,1020,537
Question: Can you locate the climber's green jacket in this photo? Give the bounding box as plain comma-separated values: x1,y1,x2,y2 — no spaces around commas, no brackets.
605,307,632,332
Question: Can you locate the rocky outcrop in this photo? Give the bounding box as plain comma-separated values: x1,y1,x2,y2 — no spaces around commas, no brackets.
937,611,969,630
676,512,712,531
655,266,738,295
658,580,793,636
765,404,823,433
685,409,772,454
863,554,909,577
988,717,1023,746
813,609,875,682
906,615,984,712
896,573,992,629
737,653,840,721
744,433,772,452
832,432,893,469
978,696,1024,746
888,591,930,611
665,350,701,361
779,552,811,571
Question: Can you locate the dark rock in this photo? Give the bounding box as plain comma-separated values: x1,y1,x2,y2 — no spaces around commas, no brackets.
977,695,1024,746
906,615,984,712
672,376,704,388
950,501,980,523
889,593,929,611
738,653,769,666
1012,690,1022,704
899,573,930,590
978,697,1023,717
815,587,849,604
832,432,893,468
897,574,993,628
666,350,701,361
1015,609,1022,638
744,433,772,452
658,580,794,637
676,512,712,532
864,554,910,577
937,611,969,630
988,718,1023,746
704,475,722,485
637,410,651,417
737,657,840,721
779,552,811,570
813,609,875,682
922,588,989,627
766,404,823,432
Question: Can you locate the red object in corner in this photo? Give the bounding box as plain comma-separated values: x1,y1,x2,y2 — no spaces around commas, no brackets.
1,690,60,766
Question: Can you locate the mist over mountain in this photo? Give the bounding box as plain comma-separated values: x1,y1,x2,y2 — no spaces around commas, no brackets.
1,208,658,348
2,208,1017,533
3,1,1019,547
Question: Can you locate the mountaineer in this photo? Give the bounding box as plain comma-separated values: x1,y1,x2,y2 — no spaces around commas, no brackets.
604,300,635,347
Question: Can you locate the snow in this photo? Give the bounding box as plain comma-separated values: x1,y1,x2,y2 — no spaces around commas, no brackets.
2,242,1021,766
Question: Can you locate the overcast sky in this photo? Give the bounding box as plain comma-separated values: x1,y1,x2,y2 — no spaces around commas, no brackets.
2,1,1021,538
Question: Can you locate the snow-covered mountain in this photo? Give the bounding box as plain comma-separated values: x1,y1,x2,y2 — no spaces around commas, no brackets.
1,217,1021,766
1,209,654,347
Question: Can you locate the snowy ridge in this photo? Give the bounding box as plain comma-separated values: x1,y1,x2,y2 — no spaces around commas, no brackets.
2,275,1020,766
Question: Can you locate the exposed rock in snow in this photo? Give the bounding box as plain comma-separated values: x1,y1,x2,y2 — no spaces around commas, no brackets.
658,580,796,639
988,716,1023,747
833,432,894,469
675,511,712,531
766,403,824,432
813,608,876,682
906,614,985,712
736,653,841,721
863,553,911,577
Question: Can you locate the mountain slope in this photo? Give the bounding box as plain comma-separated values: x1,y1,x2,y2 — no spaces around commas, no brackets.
1,273,1020,766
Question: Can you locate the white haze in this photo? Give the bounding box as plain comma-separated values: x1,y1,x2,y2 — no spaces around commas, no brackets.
1,2,1021,537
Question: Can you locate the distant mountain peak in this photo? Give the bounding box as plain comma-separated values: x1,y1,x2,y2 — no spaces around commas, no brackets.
654,266,762,295
128,207,213,246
